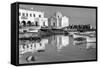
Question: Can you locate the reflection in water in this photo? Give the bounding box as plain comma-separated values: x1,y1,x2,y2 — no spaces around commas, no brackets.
86,42,96,49
48,35,69,51
73,36,96,50
19,34,96,64
73,42,96,50
19,39,48,54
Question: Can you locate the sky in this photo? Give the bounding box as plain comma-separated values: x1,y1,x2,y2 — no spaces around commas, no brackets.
19,4,96,27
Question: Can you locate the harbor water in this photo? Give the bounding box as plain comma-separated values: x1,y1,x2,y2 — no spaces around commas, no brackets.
19,34,96,64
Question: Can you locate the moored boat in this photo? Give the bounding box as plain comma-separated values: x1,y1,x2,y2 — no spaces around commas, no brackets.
73,33,86,38
19,32,39,38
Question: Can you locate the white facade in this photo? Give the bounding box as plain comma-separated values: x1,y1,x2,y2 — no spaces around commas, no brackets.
56,12,69,29
48,12,69,29
19,8,44,25
55,12,62,29
39,18,48,27
19,8,48,32
61,16,69,28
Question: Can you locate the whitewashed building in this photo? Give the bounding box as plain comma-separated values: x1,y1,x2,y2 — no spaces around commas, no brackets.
48,12,69,29
19,8,48,32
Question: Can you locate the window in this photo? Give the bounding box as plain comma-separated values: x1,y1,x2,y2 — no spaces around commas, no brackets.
43,22,45,26
33,14,35,17
27,45,29,48
26,13,28,17
35,21,39,26
40,43,42,46
21,20,26,26
39,15,41,17
27,21,31,26
59,22,61,27
30,14,32,17
31,44,33,48
53,22,55,27
22,13,25,16
34,43,36,48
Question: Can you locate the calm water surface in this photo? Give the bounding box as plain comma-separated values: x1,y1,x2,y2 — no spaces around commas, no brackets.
19,35,96,64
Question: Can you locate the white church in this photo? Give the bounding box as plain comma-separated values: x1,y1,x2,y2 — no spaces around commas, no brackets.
48,12,69,29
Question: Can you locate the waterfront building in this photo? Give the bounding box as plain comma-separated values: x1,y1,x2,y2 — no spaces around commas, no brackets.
19,8,48,32
61,16,69,28
48,16,57,29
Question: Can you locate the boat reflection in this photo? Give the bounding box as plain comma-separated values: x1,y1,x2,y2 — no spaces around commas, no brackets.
86,42,96,49
73,36,96,50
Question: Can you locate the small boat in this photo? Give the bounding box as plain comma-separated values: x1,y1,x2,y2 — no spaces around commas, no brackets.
73,31,96,38
74,37,86,41
73,37,86,45
85,31,95,34
73,40,86,45
19,32,39,38
86,42,96,49
41,28,68,34
69,32,77,36
73,33,86,38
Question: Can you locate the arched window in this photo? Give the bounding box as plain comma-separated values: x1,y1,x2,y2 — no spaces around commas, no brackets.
35,21,39,26
39,15,41,17
33,14,35,17
27,45,29,48
27,21,31,26
21,21,26,26
34,43,36,48
30,14,32,17
22,13,25,16
26,13,28,17
43,22,45,26
53,22,55,27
